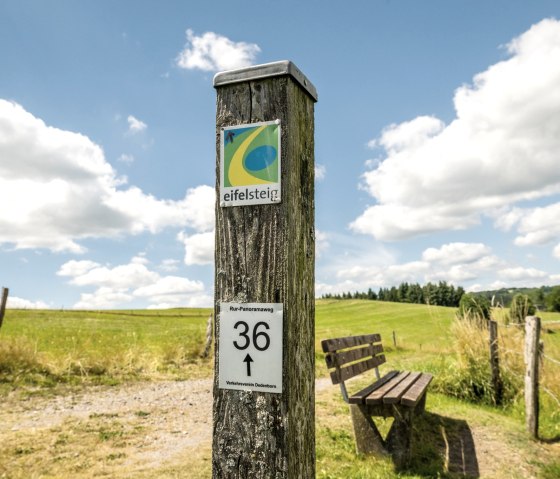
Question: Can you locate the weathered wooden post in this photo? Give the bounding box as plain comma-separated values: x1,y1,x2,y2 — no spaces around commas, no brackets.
212,61,317,478
524,316,541,438
488,320,503,405
0,287,8,330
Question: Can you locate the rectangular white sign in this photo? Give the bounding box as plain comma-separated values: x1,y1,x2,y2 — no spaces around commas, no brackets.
218,302,283,393
220,120,281,207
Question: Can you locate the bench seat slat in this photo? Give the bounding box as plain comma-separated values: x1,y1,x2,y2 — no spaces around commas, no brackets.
401,373,433,407
321,333,381,353
325,343,384,369
382,372,421,404
365,371,410,405
330,355,385,385
349,370,399,404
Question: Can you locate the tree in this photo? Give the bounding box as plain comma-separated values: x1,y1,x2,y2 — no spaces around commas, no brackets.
546,286,560,312
458,293,491,325
509,293,536,324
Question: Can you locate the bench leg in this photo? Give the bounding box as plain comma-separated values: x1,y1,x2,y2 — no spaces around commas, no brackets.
350,404,388,456
386,406,413,469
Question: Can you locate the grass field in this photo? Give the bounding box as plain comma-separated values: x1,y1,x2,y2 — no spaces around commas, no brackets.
1,300,559,478
0,308,213,390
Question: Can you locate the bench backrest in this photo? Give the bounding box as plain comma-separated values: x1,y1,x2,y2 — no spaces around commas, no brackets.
321,333,386,401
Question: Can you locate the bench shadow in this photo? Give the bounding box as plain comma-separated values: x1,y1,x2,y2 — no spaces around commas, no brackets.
406,412,480,478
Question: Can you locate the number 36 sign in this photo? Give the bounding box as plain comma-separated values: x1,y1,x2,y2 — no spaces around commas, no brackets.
218,302,283,393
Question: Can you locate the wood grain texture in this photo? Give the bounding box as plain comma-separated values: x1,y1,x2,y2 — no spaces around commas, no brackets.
400,373,433,407
349,370,400,404
321,333,381,352
365,371,410,405
330,355,386,385
0,287,8,330
325,343,384,369
383,372,421,404
524,316,540,438
213,76,315,478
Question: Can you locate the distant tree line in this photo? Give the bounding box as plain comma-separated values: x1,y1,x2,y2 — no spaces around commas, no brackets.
322,281,465,307
472,285,560,313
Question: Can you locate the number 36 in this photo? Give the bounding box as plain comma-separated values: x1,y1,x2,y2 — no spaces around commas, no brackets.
233,321,271,351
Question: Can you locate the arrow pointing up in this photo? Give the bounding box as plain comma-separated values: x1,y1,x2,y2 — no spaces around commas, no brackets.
243,354,254,377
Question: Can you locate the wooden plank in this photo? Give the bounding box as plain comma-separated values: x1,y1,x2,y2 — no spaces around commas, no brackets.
365,371,410,405
383,372,421,404
349,370,399,404
321,333,381,353
330,355,386,385
325,343,383,369
401,373,433,407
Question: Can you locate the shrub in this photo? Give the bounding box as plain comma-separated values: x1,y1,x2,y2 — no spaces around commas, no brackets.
509,293,536,324
434,318,523,406
457,293,491,325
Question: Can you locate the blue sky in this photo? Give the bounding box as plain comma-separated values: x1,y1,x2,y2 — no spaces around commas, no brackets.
2,0,560,309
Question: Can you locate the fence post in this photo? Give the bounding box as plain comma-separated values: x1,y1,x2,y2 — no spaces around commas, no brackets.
524,316,540,438
201,314,213,359
0,287,8,330
212,61,317,478
488,320,503,405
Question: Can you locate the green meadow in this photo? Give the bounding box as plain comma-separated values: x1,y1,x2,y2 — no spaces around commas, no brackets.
1,300,559,478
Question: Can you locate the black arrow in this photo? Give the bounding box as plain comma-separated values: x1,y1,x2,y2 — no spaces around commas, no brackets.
243,354,254,377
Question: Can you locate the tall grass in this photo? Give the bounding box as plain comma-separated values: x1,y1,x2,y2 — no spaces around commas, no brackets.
433,315,523,406
0,308,213,387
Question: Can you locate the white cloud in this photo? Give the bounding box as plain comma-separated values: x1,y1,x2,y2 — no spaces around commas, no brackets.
511,202,560,246
315,230,329,258
117,153,134,164
0,99,214,252
554,243,560,259
58,256,207,309
59,261,159,290
178,231,214,265
7,296,50,309
176,29,260,72
127,115,147,134
422,242,491,265
74,287,133,310
56,260,100,277
315,164,326,181
498,266,548,282
352,18,560,241
160,259,180,272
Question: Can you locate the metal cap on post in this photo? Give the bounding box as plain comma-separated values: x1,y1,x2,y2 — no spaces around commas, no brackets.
212,61,316,478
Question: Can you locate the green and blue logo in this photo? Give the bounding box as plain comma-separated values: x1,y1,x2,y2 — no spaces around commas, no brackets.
223,121,280,187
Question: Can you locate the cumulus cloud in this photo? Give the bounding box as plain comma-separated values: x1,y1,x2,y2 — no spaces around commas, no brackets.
315,238,530,295
352,18,560,241
0,99,215,252
176,29,260,72
422,242,491,265
58,256,206,309
7,296,50,309
178,231,214,265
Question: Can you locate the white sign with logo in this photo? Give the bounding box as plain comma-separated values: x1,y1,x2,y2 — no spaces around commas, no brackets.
218,302,283,393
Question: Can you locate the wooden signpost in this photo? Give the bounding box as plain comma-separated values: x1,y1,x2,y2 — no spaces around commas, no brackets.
212,61,317,478
524,316,540,438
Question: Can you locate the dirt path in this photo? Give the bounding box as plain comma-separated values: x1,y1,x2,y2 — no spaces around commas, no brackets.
1,379,558,478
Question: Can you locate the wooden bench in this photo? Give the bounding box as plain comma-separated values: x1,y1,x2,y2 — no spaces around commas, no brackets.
321,333,433,467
